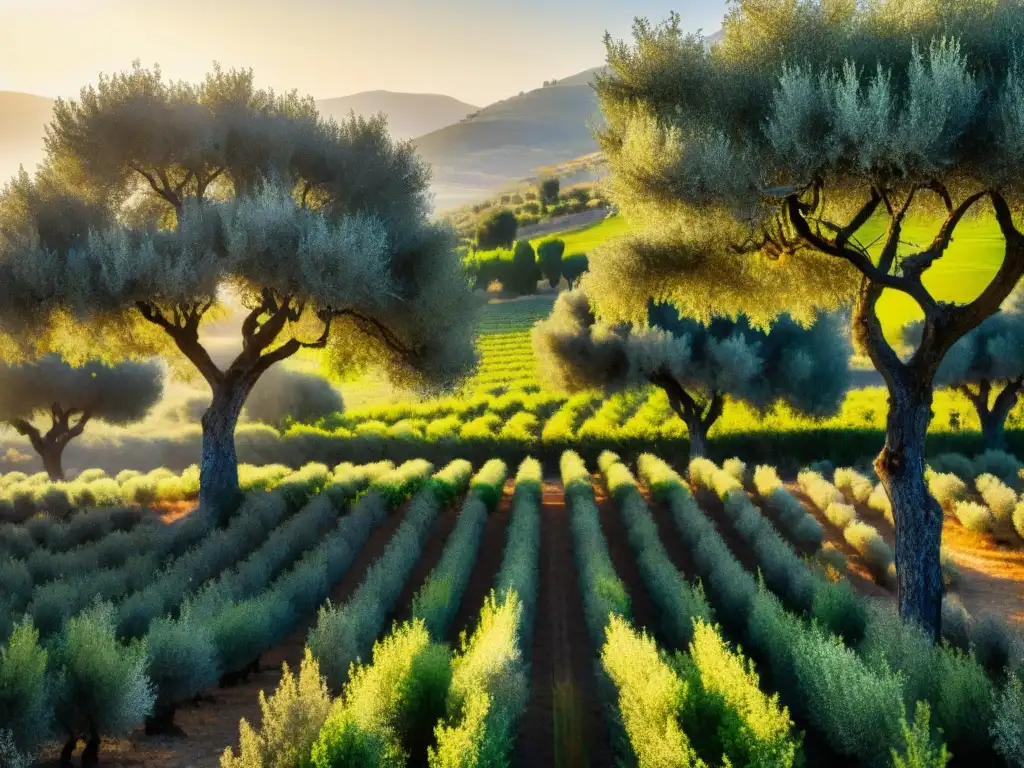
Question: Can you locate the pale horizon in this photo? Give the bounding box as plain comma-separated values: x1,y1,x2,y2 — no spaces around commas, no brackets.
0,0,727,106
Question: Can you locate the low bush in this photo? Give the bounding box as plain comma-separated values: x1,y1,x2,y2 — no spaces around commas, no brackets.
600,616,701,767
991,673,1024,766
797,470,844,510
722,457,747,485
753,466,823,548
145,612,219,732
428,593,528,768
891,702,951,768
927,470,969,512
976,473,1018,526
221,648,332,768
867,483,894,525
682,619,798,767
599,452,711,646
834,467,874,504
414,461,507,639
312,620,452,767
0,620,51,759
560,452,630,642
492,458,542,646
972,450,1023,489
53,602,155,764
954,500,994,534
844,521,895,585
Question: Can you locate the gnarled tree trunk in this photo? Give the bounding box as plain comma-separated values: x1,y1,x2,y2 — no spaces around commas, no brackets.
200,381,248,523
874,385,944,638
7,405,91,481
965,379,1021,452
652,373,723,462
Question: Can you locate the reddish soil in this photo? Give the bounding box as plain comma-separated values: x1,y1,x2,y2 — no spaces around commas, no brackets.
592,478,661,642
39,500,416,768
783,483,891,598
447,479,514,644
513,480,614,768
941,518,1024,627
391,502,461,626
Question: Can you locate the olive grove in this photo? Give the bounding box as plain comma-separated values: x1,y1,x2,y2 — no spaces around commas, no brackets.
589,1,1024,638
533,289,850,458
904,302,1024,450
0,356,163,480
0,63,478,519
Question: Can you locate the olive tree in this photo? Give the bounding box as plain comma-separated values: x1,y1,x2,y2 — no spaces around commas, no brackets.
590,2,1024,637
904,304,1024,450
0,356,163,480
243,365,344,430
533,289,850,458
0,63,477,519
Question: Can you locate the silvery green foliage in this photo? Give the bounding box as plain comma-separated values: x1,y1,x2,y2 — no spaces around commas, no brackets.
598,452,712,646
492,458,542,647
753,465,824,548
308,484,443,690
0,730,29,768
535,288,849,417
904,309,1024,388
412,502,487,640
53,602,154,739
559,451,630,643
412,460,508,640
972,450,1024,489
691,459,819,612
0,64,478,395
145,611,219,715
0,619,52,757
991,674,1024,766
0,356,163,426
116,492,288,638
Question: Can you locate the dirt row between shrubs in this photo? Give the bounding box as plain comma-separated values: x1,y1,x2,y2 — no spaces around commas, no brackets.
38,498,418,768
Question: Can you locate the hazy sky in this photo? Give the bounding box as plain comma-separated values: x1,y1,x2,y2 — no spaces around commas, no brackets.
0,0,727,106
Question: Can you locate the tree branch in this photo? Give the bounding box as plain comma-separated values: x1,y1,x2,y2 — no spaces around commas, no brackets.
701,391,724,430
129,164,183,211
336,308,413,356
5,418,44,453
136,301,224,389
901,190,989,280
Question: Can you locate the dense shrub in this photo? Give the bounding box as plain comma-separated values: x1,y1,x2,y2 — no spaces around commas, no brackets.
475,210,517,251
536,239,565,288
222,649,332,768
600,616,701,767
428,594,528,768
753,465,823,548
492,458,542,645
145,612,219,731
560,253,588,289
0,620,51,759
976,473,1018,527
991,674,1024,766
503,241,538,296
312,620,451,767
53,603,154,763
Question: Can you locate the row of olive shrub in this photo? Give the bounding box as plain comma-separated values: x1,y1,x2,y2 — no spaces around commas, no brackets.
0,460,435,766
9,464,335,643
643,455,1023,766
576,451,801,767
0,461,323,546
8,421,1024,488
221,457,543,767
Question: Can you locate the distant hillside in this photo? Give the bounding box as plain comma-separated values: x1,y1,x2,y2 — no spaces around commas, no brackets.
415,67,606,209
0,91,56,183
316,90,477,142
0,89,477,184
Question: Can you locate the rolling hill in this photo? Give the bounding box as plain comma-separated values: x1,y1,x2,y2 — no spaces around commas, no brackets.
416,67,606,209
0,89,478,185
315,90,477,142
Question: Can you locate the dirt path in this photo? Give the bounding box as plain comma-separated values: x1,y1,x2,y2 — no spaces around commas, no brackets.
48,500,416,768
448,479,513,644
941,519,1024,627
513,480,613,768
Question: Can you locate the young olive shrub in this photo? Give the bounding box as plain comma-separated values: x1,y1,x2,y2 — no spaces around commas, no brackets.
0,620,52,759
221,648,332,768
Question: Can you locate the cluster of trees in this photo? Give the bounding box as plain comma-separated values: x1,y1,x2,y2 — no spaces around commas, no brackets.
585,0,1024,638
466,238,588,294
0,62,478,520
471,184,606,244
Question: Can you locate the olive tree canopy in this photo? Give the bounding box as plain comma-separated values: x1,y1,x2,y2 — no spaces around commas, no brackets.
904,301,1024,449
0,356,163,479
0,63,478,516
243,365,344,430
591,0,1024,637
533,289,850,457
